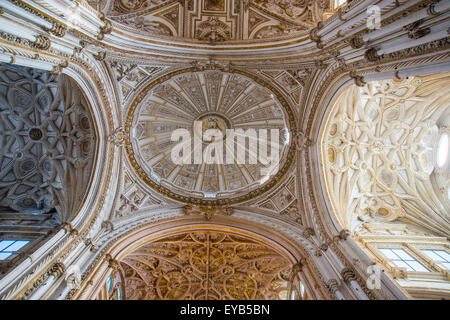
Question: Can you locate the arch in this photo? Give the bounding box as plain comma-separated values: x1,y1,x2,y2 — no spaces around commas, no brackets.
73,215,330,300
313,71,450,299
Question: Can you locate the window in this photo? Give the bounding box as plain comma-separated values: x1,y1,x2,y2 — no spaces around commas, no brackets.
300,282,305,297
107,277,112,292
379,248,429,272
437,132,448,167
0,240,29,260
421,249,450,270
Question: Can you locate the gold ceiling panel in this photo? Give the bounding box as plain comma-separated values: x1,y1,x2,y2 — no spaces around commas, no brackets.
107,0,331,41
120,230,292,300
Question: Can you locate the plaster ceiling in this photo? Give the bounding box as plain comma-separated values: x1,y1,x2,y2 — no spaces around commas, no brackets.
126,69,293,204
103,0,331,42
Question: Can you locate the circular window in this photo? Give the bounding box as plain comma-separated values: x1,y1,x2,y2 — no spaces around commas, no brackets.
436,133,448,168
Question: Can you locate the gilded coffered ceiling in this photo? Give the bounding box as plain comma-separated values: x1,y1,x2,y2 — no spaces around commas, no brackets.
120,230,292,300
125,69,295,205
321,73,450,237
104,0,331,42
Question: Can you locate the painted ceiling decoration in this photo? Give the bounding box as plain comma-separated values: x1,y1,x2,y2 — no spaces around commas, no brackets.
120,230,293,300
321,73,450,237
0,64,97,223
104,0,332,41
125,69,296,206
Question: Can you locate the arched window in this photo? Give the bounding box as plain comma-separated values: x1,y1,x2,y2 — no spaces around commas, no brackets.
98,272,125,300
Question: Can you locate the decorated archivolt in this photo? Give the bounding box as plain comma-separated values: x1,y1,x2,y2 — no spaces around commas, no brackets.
321,74,450,236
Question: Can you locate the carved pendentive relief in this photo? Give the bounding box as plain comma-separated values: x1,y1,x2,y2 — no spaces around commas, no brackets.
249,174,302,224
112,169,164,220
0,64,97,223
321,74,450,236
258,68,313,108
120,230,293,299
107,61,166,102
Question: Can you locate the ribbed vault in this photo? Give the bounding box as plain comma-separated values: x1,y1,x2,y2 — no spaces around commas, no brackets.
0,63,97,223
321,73,450,236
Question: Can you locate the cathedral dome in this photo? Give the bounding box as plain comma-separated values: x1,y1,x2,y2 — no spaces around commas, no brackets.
125,69,295,205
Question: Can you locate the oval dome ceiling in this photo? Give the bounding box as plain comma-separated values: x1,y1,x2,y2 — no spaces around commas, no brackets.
105,0,331,42
125,69,296,205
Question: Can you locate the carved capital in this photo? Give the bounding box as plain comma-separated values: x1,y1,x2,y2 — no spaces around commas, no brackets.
97,20,112,40
341,267,357,283
296,132,313,150
50,262,66,278
33,35,51,50
291,262,303,275
326,279,340,294
364,48,380,62
302,227,315,238
101,220,114,232
93,51,106,61
334,229,350,242
309,27,321,43
62,222,73,234
319,242,328,251
50,60,69,75
339,229,350,240
337,7,347,22
105,254,120,270
349,35,365,49
314,59,327,69
349,71,366,87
